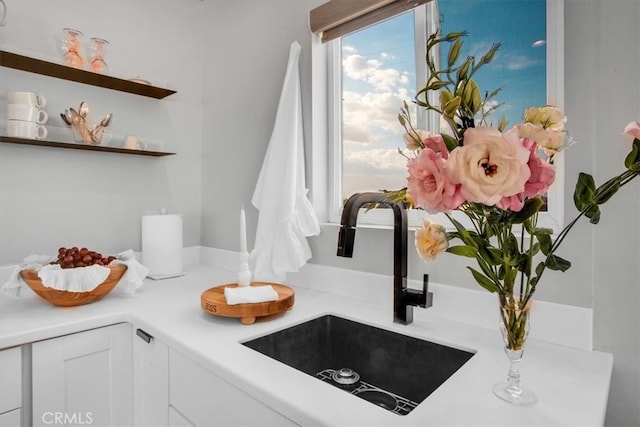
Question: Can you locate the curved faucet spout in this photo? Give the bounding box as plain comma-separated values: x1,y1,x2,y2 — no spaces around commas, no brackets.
337,192,394,257
335,192,431,325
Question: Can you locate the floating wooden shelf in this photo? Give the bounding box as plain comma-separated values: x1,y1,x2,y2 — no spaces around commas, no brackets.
0,50,176,99
0,136,176,157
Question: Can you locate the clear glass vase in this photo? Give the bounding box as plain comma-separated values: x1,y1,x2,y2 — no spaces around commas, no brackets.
493,293,537,406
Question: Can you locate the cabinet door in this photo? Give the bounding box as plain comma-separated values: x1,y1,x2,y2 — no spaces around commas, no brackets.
0,408,21,427
133,328,169,426
168,406,194,427
0,346,21,415
169,349,297,426
32,323,133,427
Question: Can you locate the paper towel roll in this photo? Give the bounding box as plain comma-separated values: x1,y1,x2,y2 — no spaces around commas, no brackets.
141,213,184,279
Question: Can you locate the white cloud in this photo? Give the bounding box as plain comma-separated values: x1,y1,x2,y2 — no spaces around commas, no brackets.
339,46,413,194
343,90,407,143
343,52,407,92
344,148,407,172
505,54,539,71
343,44,357,54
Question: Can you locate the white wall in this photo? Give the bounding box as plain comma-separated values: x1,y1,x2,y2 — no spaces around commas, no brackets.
1,0,637,425
199,0,321,252
573,2,640,425
0,0,205,263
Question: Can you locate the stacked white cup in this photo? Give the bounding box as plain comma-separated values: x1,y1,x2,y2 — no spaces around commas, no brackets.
6,92,48,140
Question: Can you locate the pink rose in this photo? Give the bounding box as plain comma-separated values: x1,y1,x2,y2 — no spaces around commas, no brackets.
422,133,449,159
497,193,525,211
447,127,531,206
522,138,556,198
403,130,449,158
623,121,640,145
407,148,464,213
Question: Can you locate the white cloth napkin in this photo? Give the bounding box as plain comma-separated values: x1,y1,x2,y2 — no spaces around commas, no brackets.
224,285,279,305
1,254,55,297
251,40,321,282
113,249,149,294
37,264,111,292
1,249,148,297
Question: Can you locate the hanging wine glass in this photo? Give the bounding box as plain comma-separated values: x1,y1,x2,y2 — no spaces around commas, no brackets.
61,28,85,69
89,37,109,74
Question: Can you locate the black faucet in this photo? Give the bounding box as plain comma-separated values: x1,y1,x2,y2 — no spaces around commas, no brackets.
336,192,433,325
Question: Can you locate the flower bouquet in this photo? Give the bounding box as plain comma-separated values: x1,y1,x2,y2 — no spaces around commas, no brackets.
394,31,640,406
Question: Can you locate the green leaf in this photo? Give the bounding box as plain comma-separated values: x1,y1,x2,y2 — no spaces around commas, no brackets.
625,139,640,171
537,233,552,255
478,246,503,265
467,267,501,293
519,254,531,274
535,227,553,235
446,215,478,248
573,172,597,210
535,261,546,276
595,176,621,205
477,255,500,283
506,234,520,258
524,218,535,235
511,198,544,223
441,133,459,151
546,254,572,272
447,245,478,257
485,209,504,225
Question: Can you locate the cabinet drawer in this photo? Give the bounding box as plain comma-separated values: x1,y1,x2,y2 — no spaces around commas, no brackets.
169,349,296,426
0,346,21,414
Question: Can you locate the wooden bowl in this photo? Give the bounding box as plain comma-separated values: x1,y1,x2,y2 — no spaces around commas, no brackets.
20,264,127,307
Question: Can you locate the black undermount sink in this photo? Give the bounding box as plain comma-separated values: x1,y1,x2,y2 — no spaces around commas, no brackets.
242,314,475,415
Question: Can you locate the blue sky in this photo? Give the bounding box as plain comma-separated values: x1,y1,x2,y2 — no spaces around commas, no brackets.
340,0,547,198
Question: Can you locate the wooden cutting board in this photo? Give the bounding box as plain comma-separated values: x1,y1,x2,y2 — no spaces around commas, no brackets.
200,282,294,325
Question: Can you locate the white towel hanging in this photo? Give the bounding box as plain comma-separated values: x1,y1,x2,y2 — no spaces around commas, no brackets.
251,41,320,282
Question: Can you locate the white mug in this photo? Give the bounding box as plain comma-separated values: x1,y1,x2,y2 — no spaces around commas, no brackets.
123,135,146,150
0,0,6,27
7,120,48,139
7,103,48,124
6,91,47,108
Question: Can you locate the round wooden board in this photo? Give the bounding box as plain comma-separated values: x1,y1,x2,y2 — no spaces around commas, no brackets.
201,282,294,325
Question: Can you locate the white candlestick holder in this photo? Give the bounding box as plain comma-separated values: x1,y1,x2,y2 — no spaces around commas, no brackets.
237,250,252,287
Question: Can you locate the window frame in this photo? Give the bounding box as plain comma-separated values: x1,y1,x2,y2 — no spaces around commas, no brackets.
311,0,564,232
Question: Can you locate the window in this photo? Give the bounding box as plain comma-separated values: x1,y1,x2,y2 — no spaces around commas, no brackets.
312,0,564,230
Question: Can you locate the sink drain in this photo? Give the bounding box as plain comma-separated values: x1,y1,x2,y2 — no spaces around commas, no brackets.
315,368,418,416
332,368,360,385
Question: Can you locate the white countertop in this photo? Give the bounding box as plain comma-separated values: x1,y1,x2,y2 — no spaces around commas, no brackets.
0,263,612,426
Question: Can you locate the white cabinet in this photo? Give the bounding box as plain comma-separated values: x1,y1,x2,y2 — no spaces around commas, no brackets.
0,346,22,426
169,349,297,426
133,328,169,427
168,406,194,427
0,409,21,427
31,323,133,427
